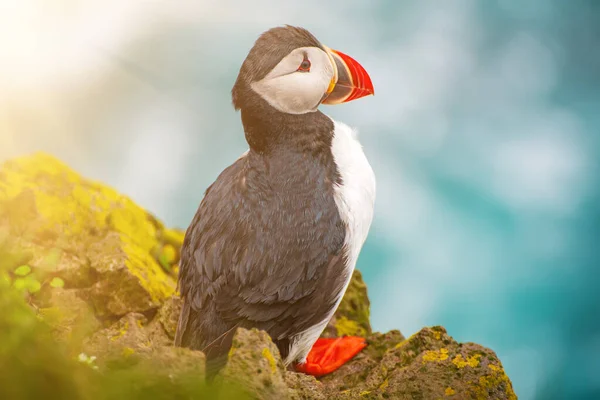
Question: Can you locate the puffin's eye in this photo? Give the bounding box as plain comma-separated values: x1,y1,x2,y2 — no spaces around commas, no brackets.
297,58,311,72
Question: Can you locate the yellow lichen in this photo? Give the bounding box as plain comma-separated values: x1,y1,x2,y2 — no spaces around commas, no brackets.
381,365,388,376
335,316,367,337
445,387,456,396
261,348,277,373
122,243,176,304
422,348,449,363
122,347,135,357
452,354,481,368
333,269,371,336
379,379,389,390
470,363,517,400
110,322,129,342
227,346,236,359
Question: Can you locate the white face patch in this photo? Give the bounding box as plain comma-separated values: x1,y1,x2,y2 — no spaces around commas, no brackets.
250,47,334,115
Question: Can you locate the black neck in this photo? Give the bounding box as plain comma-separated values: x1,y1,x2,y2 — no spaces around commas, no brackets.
240,95,334,155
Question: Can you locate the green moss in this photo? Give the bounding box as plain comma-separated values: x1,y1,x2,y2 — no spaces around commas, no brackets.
335,316,367,337
364,330,405,360
154,243,177,273
322,269,372,339
50,277,65,288
13,276,41,293
335,269,371,333
13,265,31,276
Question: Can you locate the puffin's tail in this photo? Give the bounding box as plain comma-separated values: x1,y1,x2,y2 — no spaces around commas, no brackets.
201,324,240,382
174,300,238,382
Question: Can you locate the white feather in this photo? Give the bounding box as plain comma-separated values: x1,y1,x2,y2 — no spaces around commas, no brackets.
329,119,376,266
285,118,376,365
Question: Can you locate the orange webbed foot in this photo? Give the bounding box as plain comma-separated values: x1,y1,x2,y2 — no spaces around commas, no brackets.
295,336,367,377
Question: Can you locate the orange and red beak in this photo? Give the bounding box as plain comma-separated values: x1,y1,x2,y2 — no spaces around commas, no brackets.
321,46,374,105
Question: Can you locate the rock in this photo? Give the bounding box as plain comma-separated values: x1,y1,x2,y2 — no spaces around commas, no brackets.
83,313,154,359
322,269,371,338
319,329,406,394
0,153,180,318
285,371,326,400
82,312,206,384
37,287,100,345
219,328,290,400
320,326,516,400
158,295,183,340
0,153,517,400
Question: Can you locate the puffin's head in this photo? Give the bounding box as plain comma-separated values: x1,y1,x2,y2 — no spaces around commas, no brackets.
231,25,374,115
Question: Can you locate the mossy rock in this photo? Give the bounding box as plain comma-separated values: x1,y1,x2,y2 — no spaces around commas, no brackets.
157,295,183,340
219,328,290,400
0,153,183,318
318,329,406,394
319,326,517,400
0,153,517,400
322,269,371,338
285,371,325,400
37,287,100,346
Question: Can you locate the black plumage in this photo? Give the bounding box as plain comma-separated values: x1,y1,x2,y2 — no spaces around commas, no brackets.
175,26,351,379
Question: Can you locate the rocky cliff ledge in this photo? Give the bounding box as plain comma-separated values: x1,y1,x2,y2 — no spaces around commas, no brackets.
0,153,517,400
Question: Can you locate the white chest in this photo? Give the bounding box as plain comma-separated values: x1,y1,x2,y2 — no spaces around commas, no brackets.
285,118,376,366
330,119,376,266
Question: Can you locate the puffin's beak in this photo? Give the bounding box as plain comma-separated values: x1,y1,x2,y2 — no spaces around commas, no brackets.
321,46,374,105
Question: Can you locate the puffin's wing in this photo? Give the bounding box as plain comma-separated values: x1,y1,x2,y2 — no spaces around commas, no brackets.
175,160,247,349
176,157,348,349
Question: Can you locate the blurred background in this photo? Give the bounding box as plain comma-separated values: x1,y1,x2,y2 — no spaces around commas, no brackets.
1,1,599,398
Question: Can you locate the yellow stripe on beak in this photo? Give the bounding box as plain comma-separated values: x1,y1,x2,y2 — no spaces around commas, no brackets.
323,45,339,95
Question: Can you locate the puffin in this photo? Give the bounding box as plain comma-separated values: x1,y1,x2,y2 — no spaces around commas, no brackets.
174,25,376,380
